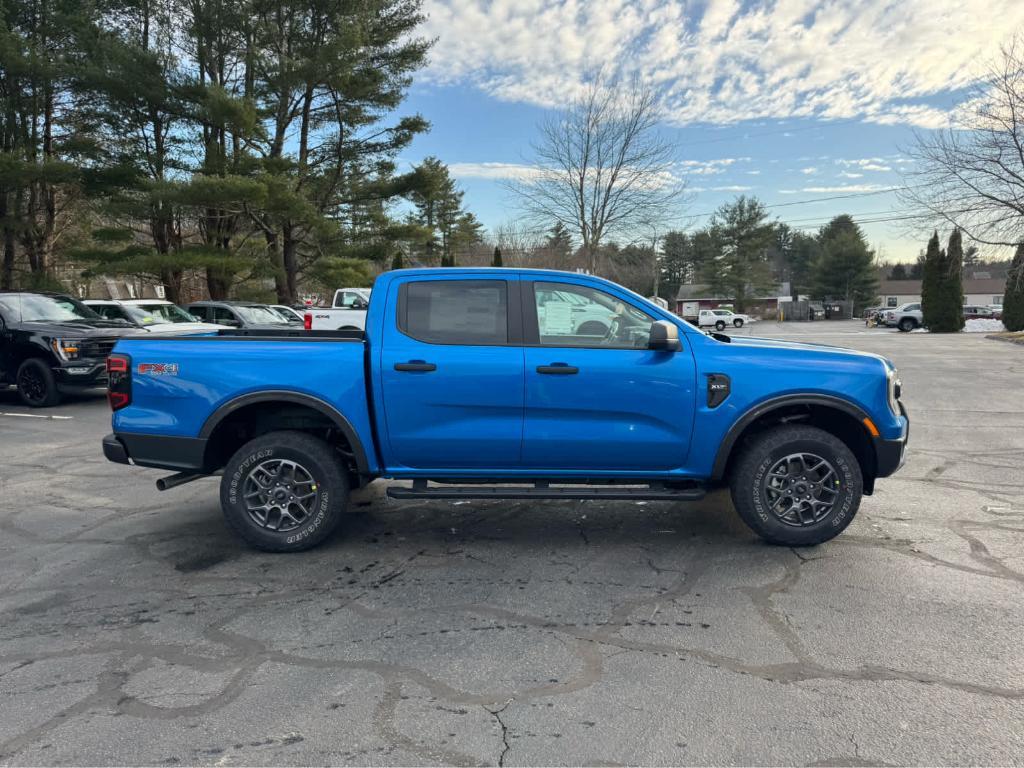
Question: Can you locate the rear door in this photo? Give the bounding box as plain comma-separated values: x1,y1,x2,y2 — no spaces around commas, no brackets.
378,276,525,470
521,279,696,471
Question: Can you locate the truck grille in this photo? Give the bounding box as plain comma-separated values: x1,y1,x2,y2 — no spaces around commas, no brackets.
80,338,119,360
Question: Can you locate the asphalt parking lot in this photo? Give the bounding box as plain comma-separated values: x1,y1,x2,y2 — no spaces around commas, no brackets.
1,320,1022,766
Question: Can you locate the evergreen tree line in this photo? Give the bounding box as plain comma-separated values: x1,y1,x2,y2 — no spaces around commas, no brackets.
0,0,482,302
657,196,878,313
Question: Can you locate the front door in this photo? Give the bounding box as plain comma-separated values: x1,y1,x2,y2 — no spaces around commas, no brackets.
379,276,525,471
521,279,697,471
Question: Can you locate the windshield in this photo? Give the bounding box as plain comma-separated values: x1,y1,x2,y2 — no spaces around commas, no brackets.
0,294,101,323
268,306,300,322
125,303,199,325
234,305,289,324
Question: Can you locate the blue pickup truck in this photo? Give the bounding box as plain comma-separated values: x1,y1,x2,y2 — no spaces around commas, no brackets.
102,268,908,551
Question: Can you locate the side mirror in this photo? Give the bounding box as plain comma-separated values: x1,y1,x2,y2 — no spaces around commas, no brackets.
353,298,368,310
649,320,682,352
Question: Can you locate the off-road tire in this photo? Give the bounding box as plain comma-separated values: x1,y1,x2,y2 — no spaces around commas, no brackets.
17,358,61,407
715,320,727,331
729,425,862,546
733,318,744,328
898,317,917,332
220,430,349,552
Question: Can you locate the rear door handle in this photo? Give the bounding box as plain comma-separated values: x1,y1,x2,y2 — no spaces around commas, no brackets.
394,361,436,372
537,364,579,375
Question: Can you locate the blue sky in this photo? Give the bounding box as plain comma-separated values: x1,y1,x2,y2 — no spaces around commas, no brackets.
397,0,1022,264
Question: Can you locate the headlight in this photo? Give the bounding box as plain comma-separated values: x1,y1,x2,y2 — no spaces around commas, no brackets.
51,338,81,361
887,367,902,415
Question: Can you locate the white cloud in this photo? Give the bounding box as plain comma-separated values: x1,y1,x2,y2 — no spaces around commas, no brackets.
800,166,818,175
838,171,864,179
711,185,753,192
448,162,545,181
421,0,1024,128
746,170,761,176
678,157,746,176
836,158,894,172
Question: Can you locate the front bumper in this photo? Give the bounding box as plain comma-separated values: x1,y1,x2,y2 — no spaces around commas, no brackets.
53,360,107,389
875,401,909,478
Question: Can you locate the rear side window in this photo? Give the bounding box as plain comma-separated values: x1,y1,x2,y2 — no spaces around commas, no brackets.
401,280,508,345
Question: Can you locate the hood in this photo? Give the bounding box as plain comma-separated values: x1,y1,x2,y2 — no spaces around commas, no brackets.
19,320,144,338
715,333,895,369
141,322,224,334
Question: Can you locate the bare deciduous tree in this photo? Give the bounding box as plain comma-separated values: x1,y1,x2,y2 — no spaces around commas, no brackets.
509,75,684,273
902,36,1024,247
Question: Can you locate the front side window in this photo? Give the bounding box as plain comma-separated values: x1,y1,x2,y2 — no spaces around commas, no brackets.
904,303,920,312
402,280,508,345
532,281,654,348
212,307,239,325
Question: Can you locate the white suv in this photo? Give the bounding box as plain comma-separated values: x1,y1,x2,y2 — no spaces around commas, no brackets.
883,303,923,332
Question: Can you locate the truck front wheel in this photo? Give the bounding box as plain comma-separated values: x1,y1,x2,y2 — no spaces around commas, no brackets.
729,425,862,546
17,358,61,407
220,430,349,552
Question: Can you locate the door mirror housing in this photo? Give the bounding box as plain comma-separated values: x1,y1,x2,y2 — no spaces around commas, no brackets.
648,320,682,351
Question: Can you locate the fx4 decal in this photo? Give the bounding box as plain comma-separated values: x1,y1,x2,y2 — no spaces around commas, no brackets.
137,363,179,376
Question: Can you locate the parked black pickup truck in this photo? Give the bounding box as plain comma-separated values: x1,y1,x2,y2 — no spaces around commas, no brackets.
0,292,142,406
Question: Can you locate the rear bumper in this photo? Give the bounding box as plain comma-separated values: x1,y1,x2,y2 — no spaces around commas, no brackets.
874,402,909,478
103,432,207,471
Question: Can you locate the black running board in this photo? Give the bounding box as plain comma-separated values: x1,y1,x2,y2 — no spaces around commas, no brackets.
387,480,706,502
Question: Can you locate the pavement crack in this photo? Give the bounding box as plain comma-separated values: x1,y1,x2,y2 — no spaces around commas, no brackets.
483,698,513,767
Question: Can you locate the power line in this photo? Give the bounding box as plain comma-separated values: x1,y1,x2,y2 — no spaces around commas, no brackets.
684,185,910,219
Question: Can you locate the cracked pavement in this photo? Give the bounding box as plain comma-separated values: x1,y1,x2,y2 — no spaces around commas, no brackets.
0,321,1022,766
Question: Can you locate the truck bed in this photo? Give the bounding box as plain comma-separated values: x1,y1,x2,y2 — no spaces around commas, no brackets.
109,331,375,472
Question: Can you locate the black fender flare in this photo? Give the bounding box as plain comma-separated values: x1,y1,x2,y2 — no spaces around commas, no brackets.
199,390,370,475
711,393,875,481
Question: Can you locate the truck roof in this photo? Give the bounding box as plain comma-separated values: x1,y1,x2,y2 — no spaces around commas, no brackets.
384,267,593,279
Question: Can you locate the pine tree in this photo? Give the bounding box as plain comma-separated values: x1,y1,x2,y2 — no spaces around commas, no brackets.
920,232,943,326
492,247,502,267
1003,243,1024,332
812,215,878,310
928,229,965,332
391,251,404,270
699,196,776,312
545,222,573,262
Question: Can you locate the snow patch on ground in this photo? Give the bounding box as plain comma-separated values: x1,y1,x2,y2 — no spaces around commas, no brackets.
964,318,1006,333
906,318,1006,333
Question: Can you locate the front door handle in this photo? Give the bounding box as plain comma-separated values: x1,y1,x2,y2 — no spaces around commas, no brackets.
537,363,579,375
394,361,436,372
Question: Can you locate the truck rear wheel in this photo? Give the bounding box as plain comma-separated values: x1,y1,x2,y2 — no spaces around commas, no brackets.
715,320,727,331
220,430,349,552
729,425,862,546
898,317,917,332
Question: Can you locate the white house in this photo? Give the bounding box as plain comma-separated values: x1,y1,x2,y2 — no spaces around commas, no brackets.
877,278,1006,309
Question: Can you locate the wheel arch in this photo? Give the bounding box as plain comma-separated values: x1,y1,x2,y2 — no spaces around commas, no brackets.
712,394,879,493
199,390,370,477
